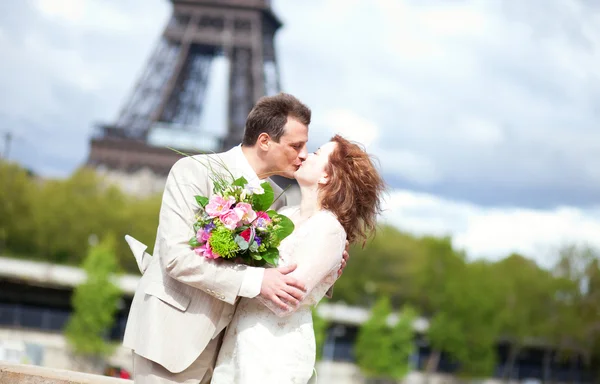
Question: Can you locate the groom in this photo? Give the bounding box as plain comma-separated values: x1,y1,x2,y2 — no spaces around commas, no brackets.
123,93,348,383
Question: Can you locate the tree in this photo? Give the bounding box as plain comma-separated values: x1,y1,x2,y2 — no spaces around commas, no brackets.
355,297,415,380
548,245,600,376
332,225,426,307
0,161,35,254
414,236,466,373
65,234,122,359
312,305,329,361
494,254,555,379
389,305,417,380
355,296,395,378
428,260,503,378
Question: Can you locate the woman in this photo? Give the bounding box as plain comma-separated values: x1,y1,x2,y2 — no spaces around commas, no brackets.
211,135,385,383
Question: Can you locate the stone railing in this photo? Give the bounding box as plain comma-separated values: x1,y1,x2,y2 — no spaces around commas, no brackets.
0,362,132,384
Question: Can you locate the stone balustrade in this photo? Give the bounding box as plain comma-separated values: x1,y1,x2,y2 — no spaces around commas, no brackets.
0,362,132,384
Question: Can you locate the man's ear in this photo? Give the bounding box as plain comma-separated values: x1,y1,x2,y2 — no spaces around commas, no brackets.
257,133,271,151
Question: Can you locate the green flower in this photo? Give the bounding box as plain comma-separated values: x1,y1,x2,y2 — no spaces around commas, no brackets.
208,226,239,259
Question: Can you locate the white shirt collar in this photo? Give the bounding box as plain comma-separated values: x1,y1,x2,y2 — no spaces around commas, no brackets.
232,145,263,183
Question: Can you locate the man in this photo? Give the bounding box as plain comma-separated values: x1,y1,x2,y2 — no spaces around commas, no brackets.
123,93,348,383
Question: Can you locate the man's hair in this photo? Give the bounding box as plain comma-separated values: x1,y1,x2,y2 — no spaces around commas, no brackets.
242,93,311,146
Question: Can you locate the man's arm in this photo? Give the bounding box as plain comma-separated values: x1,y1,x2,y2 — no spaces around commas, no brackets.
158,158,305,308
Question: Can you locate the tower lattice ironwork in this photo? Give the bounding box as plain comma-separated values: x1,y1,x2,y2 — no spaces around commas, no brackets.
94,0,282,149
86,0,285,194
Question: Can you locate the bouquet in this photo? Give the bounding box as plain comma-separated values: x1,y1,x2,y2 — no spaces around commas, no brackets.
188,170,294,267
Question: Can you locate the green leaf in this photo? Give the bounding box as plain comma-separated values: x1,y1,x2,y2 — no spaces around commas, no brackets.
235,235,249,250
195,195,209,208
249,241,259,252
232,177,248,188
189,237,201,248
273,213,295,241
261,247,280,266
252,183,274,211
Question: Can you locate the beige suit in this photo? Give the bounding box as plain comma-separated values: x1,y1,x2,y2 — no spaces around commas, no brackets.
123,147,287,382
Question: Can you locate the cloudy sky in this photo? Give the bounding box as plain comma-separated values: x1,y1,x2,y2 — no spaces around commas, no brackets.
1,0,600,266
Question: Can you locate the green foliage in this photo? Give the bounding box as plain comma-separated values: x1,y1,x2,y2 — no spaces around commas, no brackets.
389,305,417,379
0,161,160,273
4,160,600,377
355,297,415,380
355,296,394,378
208,225,238,259
333,225,426,307
252,181,274,211
0,162,35,255
65,234,122,357
312,306,329,361
428,261,503,377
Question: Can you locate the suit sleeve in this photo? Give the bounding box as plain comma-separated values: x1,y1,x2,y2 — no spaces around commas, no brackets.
158,157,263,305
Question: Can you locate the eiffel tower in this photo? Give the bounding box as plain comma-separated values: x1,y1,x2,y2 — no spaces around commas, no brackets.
86,0,284,196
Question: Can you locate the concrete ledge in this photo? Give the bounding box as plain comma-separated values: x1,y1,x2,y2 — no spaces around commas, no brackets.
0,362,132,384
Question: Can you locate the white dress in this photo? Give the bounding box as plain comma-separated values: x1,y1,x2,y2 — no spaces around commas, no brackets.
211,208,346,384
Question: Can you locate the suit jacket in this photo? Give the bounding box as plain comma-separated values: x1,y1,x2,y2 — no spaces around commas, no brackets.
123,147,287,373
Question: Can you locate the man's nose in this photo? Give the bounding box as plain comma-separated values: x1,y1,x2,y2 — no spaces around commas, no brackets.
298,147,308,161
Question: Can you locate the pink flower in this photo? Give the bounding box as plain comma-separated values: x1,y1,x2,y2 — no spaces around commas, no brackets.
194,241,219,259
205,195,234,218
253,211,272,228
234,202,257,224
196,228,210,243
219,209,242,230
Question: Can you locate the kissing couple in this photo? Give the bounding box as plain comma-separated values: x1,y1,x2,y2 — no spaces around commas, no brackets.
123,93,385,383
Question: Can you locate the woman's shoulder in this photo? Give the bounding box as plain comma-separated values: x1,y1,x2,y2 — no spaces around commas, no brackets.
278,205,299,216
316,210,346,236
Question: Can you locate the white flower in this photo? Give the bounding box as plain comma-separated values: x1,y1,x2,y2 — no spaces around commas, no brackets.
244,182,264,195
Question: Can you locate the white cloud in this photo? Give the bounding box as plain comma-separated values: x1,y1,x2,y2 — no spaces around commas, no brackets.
322,109,379,147
378,149,441,186
274,0,600,207
456,116,505,146
2,0,600,208
35,0,85,23
383,189,600,268
34,0,134,33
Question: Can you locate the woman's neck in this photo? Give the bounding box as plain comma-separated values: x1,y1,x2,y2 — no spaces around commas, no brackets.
298,184,321,219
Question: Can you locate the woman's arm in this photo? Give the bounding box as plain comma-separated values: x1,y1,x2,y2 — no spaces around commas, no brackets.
258,212,346,316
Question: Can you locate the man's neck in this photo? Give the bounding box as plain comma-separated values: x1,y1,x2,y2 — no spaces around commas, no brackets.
241,145,269,179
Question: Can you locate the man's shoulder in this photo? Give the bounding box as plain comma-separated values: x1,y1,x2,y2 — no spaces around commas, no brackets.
171,150,232,174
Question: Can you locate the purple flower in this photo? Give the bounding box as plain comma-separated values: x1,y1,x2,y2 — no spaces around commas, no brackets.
204,222,216,232
254,236,262,247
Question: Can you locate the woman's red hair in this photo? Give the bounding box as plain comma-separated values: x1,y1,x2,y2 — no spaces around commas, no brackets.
320,135,386,244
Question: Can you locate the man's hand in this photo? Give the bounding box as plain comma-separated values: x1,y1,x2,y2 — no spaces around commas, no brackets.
337,240,350,277
260,264,307,311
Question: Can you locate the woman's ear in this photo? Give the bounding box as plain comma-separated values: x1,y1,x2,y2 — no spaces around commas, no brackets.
318,174,329,185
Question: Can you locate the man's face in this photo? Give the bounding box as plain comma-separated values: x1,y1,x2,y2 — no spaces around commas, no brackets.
265,116,309,178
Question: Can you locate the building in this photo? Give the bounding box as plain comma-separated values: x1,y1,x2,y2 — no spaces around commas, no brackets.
0,256,592,383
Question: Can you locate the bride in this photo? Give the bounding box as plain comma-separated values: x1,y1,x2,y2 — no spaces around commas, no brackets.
211,134,385,383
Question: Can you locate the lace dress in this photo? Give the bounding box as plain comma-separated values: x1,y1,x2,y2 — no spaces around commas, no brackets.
211,208,346,384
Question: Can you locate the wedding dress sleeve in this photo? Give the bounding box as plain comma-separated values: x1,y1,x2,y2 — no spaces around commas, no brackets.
259,210,347,317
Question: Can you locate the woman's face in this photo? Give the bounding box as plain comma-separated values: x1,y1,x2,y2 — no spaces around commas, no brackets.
294,141,337,186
